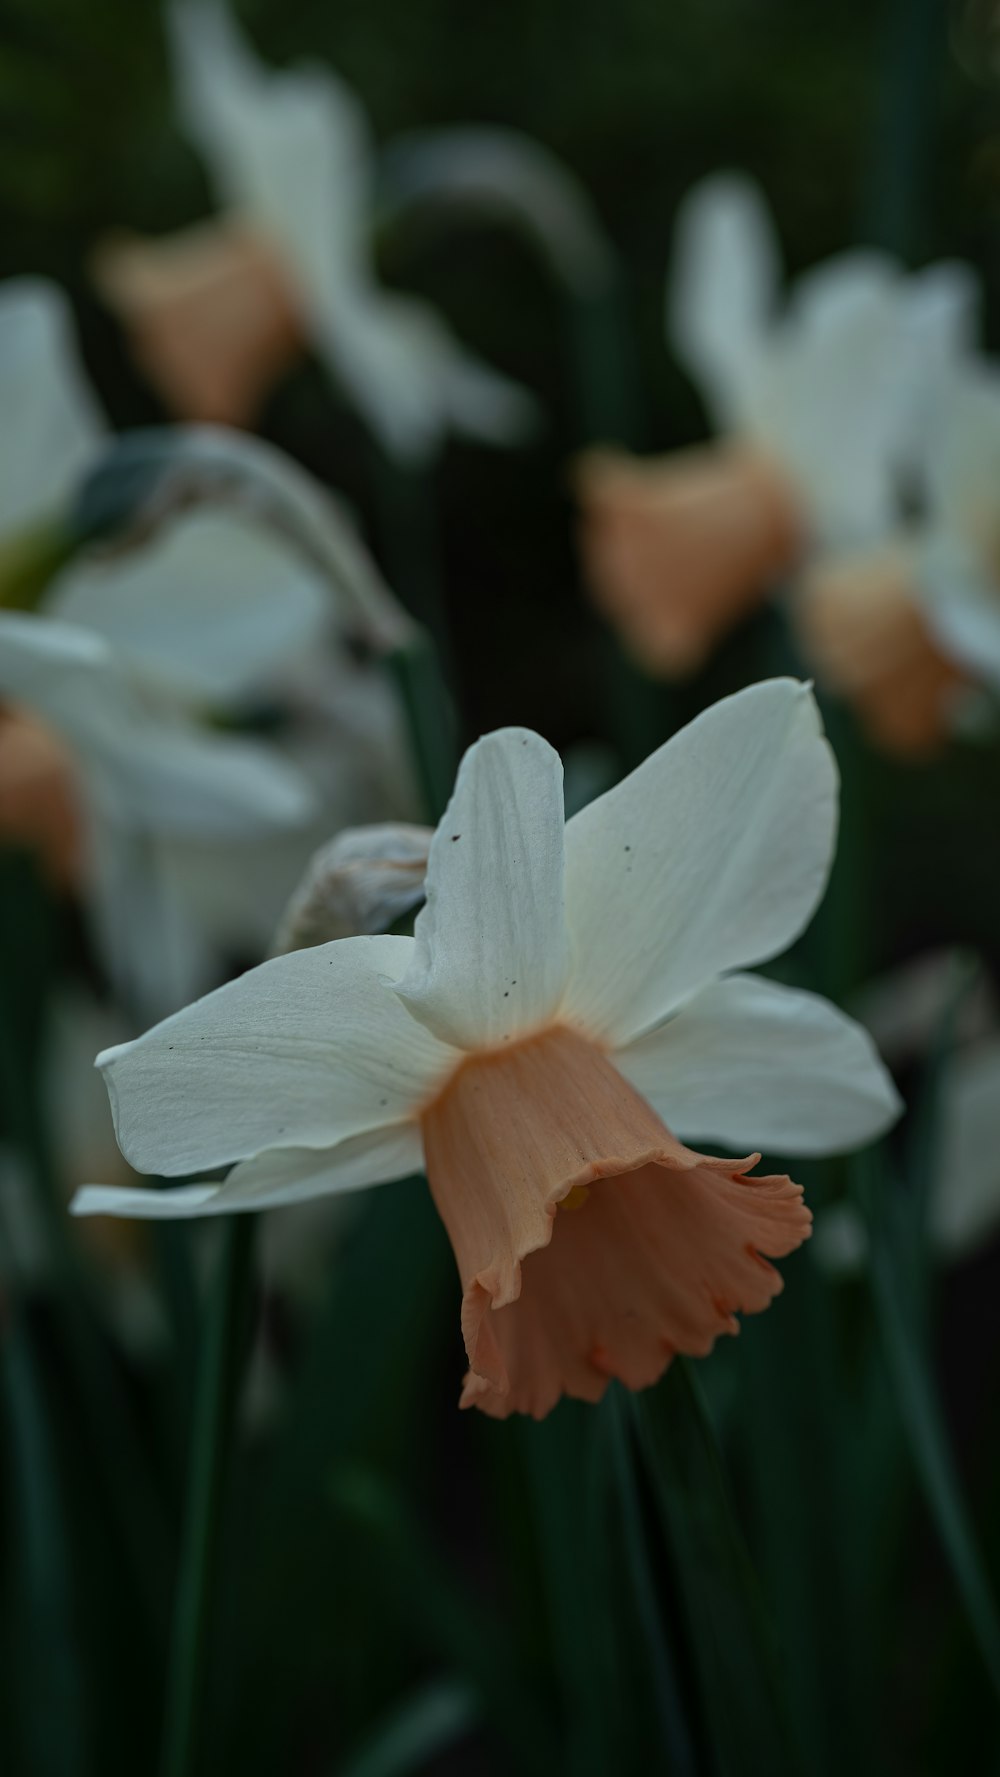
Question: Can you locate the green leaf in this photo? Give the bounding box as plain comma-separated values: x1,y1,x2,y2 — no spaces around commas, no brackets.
855,1149,1000,1702
334,1679,478,1777
635,1361,801,1777
331,1466,558,1777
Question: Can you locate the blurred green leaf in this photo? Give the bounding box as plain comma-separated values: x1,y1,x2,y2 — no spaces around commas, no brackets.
855,1148,1000,1702
334,1678,479,1777
636,1361,800,1777
332,1465,558,1776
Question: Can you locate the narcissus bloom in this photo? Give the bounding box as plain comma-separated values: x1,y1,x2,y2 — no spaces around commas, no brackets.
578,174,975,679
798,367,1000,756
75,682,900,1418
94,0,535,460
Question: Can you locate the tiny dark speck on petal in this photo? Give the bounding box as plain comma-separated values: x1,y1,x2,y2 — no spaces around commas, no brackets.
503,991,509,998
451,834,461,842
624,845,631,852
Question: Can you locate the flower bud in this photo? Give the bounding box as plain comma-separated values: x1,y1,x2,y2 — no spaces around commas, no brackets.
273,823,432,953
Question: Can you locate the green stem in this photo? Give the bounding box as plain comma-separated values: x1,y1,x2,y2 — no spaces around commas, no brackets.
159,1217,256,1777
385,629,456,823
856,1152,1000,1700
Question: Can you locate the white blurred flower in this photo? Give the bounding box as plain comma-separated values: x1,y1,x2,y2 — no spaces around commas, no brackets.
576,174,976,682
76,682,898,1419
670,172,976,546
95,0,537,462
796,362,1000,757
0,278,415,1012
0,279,105,538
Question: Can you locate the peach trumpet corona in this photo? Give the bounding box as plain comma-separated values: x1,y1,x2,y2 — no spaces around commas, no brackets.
423,1024,808,1419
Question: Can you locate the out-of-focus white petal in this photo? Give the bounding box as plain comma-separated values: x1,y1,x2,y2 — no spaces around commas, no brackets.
615,972,901,1156
925,367,1000,543
168,5,535,462
669,172,780,430
317,291,537,463
915,532,1000,692
169,0,371,308
379,126,613,297
748,257,902,541
0,278,105,534
98,934,455,1176
85,819,220,1020
893,261,979,487
396,728,570,1050
48,510,329,704
931,1038,1000,1258
0,614,315,837
71,1123,422,1219
561,679,837,1047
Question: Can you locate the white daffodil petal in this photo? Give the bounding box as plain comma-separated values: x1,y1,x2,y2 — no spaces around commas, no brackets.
99,934,454,1176
49,510,329,704
931,1038,1000,1258
0,278,105,534
0,613,314,838
396,727,571,1050
562,680,837,1047
916,533,1000,692
615,972,901,1157
751,260,901,542
892,261,979,487
170,0,373,315
71,1123,422,1219
669,172,780,430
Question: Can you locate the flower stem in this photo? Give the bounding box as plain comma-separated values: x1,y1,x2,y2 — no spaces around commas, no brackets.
386,628,456,823
159,1216,255,1777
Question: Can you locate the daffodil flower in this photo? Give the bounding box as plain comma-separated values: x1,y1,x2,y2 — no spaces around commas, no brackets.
577,174,975,678
796,366,1000,756
75,681,899,1419
94,0,536,461
0,279,413,1010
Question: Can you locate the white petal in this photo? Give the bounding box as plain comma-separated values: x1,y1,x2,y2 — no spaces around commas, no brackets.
931,1038,1000,1257
0,278,105,534
892,261,979,486
71,1123,422,1219
395,728,570,1049
0,613,315,837
669,172,780,430
169,0,372,302
916,532,1000,692
749,256,901,541
316,290,536,463
99,934,455,1175
380,126,613,297
924,365,1000,538
561,679,837,1047
615,972,901,1157
48,510,329,704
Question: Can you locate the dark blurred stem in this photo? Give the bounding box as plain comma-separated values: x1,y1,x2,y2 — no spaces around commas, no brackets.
370,446,457,688
386,628,456,823
160,1217,255,1777
855,1150,1000,1701
607,1388,698,1775
0,517,76,612
861,0,947,259
567,274,642,453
